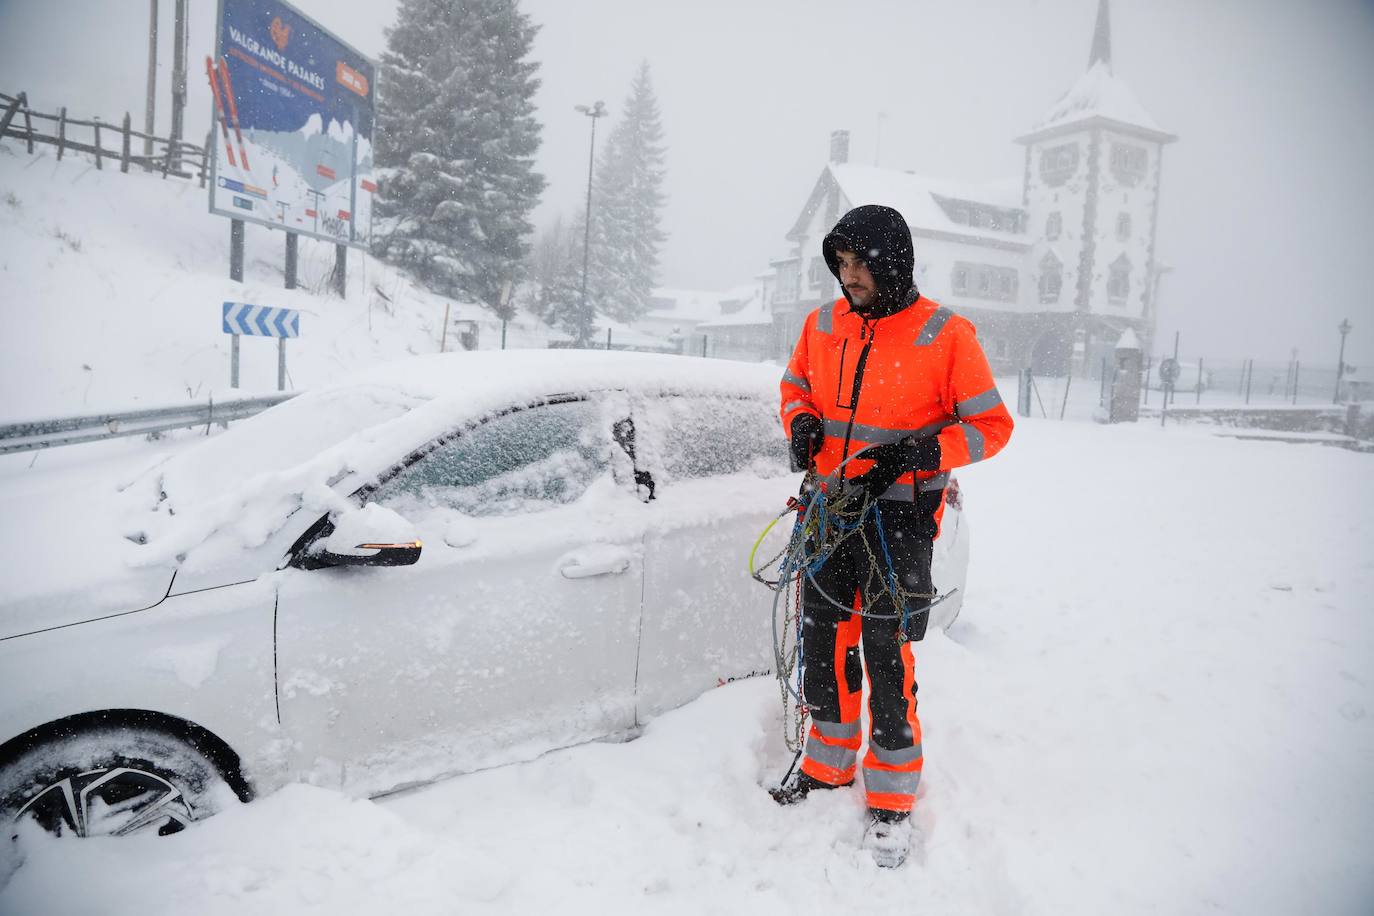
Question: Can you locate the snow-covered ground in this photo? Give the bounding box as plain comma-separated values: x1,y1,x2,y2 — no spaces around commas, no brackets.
2,408,1370,915
0,146,553,421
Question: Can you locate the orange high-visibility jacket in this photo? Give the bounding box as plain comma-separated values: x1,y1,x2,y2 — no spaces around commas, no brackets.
780,294,1013,505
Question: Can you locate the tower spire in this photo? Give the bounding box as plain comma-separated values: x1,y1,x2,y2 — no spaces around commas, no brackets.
1089,0,1112,71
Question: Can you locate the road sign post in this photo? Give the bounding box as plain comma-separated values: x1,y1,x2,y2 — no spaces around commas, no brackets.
1158,356,1181,427
222,302,301,390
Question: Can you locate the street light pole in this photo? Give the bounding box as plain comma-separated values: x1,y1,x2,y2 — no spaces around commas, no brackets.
1334,318,1353,403
575,100,607,347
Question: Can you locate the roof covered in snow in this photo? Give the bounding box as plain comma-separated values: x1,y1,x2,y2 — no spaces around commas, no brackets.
804,164,1028,248
698,290,772,329
646,288,730,323
1019,61,1175,143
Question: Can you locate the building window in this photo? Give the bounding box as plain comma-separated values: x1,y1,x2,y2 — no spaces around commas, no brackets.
1110,143,1147,187
1039,143,1079,187
1038,251,1063,304
953,261,1017,302
1108,254,1132,304
775,261,800,304
1046,211,1062,241
994,339,1009,358
1116,212,1132,241
808,257,831,288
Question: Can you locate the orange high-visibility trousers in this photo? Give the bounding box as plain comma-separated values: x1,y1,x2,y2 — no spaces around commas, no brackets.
798,503,929,814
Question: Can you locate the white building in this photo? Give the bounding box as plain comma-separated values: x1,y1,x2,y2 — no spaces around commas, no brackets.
770,0,1175,376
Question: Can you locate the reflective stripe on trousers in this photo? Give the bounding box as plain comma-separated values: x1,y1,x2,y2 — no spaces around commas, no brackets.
801,716,861,785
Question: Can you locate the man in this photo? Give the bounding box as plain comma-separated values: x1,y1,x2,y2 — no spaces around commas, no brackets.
773,204,1013,867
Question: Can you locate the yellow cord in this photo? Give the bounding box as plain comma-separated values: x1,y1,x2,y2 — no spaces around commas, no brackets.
748,511,785,577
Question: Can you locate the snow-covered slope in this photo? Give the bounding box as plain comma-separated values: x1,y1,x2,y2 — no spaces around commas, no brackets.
1,414,1370,914
0,144,545,420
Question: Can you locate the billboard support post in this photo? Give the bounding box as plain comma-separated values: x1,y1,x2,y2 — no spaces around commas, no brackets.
230,219,244,282
144,0,158,164
285,232,298,289
278,338,287,390
230,335,240,388
171,0,188,173
332,244,346,296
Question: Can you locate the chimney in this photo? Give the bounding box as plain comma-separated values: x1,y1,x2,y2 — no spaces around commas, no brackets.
829,129,850,164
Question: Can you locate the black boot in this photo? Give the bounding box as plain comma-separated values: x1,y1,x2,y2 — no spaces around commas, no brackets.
768,772,853,806
863,808,913,867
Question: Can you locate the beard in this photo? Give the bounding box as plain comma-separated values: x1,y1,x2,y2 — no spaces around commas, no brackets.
845,286,874,307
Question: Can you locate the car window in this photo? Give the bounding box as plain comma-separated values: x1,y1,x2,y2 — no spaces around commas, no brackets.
641,394,789,482
371,399,611,517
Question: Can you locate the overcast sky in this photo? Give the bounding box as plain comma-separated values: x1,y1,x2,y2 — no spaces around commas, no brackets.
2,0,1372,365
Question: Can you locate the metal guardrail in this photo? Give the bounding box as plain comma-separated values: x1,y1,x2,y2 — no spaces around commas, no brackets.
0,394,296,455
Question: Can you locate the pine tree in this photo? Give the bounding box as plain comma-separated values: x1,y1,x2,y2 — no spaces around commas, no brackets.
526,216,571,321
374,0,545,318
525,216,589,339
588,62,667,323
553,233,597,345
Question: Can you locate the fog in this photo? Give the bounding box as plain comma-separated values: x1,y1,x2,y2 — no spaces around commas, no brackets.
3,0,1371,365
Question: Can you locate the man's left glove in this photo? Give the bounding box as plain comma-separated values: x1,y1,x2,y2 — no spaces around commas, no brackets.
846,436,941,501
789,413,824,471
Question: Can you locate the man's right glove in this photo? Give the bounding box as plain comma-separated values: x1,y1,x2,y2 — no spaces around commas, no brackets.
845,435,942,502
789,413,824,471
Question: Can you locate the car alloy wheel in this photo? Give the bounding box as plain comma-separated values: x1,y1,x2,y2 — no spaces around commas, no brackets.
14,765,195,838
1,725,237,844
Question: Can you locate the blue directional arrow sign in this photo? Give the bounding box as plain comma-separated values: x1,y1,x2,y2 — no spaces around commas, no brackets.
222,302,300,338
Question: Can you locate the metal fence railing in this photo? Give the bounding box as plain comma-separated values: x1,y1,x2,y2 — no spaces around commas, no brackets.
1141,357,1350,408
0,394,295,455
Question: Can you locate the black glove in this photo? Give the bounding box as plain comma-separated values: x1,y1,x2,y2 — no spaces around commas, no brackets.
789,413,824,471
847,436,941,501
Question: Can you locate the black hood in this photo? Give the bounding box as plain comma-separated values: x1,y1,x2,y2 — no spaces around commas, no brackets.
822,205,918,319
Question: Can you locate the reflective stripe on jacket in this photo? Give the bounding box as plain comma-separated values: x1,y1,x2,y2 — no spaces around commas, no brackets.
779,294,1013,499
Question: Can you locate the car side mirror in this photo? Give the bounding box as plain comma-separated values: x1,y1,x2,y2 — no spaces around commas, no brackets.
308,504,422,568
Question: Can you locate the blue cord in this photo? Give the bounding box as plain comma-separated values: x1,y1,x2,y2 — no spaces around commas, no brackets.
870,502,911,637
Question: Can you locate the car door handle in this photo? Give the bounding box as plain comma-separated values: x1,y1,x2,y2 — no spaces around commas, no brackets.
557,545,634,579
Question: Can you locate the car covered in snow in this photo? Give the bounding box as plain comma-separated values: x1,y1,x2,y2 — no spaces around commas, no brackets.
0,350,970,840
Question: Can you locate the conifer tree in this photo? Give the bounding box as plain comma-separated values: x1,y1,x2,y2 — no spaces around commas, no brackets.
588,62,667,323
551,228,597,345
374,0,544,318
523,214,597,344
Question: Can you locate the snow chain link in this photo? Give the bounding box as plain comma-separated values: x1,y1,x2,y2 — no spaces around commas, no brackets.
749,451,955,755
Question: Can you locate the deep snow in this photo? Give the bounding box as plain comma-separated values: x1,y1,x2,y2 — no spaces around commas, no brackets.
1,409,1370,915
0,146,552,421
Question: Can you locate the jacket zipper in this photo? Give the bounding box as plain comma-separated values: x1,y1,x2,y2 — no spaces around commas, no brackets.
840,318,877,462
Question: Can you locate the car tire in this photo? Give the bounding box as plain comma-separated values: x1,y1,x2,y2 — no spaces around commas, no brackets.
0,725,237,841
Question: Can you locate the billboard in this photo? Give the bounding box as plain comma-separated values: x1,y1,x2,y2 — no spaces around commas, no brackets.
209,0,376,248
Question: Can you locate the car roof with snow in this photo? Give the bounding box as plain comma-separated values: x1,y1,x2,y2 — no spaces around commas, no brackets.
132,350,783,567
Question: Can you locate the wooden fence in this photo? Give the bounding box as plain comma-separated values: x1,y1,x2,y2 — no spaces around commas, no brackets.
0,91,213,185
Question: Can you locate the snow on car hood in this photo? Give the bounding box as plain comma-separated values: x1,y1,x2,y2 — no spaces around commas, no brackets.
1,451,178,640
131,351,783,575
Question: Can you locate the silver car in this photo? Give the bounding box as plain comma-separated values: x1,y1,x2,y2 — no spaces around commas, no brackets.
0,350,969,842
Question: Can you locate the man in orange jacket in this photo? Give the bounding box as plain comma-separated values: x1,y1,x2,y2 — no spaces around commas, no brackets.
772,204,1013,867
